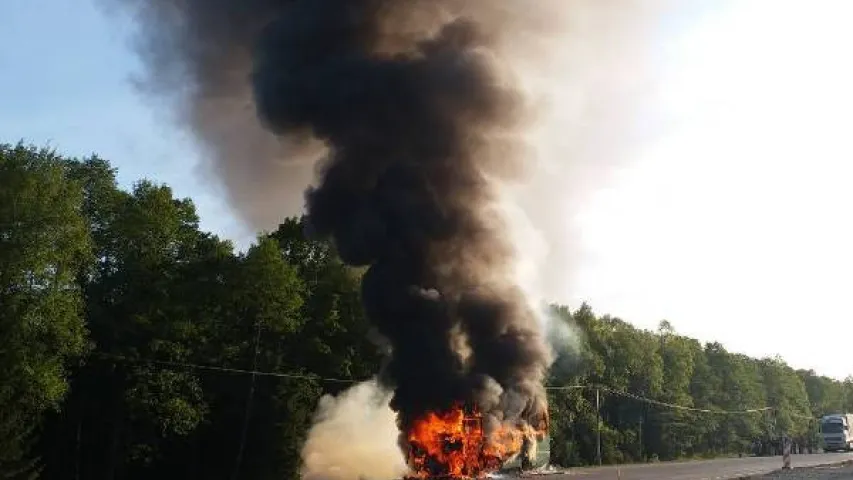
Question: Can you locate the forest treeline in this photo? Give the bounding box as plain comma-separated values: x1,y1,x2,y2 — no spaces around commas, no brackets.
2,143,852,479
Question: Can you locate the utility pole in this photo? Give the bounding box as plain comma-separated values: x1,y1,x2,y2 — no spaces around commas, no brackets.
232,321,262,480
596,388,602,466
782,433,792,469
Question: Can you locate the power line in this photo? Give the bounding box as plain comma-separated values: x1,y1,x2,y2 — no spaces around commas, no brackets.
90,352,358,384
90,352,819,420
600,386,773,415
547,384,773,415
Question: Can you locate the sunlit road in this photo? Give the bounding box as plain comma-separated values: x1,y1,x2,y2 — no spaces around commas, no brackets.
547,453,853,480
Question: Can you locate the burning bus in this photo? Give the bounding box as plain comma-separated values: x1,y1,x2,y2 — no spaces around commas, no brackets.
405,403,550,477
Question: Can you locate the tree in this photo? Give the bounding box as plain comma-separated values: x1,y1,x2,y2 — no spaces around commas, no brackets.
651,324,700,459
0,144,92,478
270,218,379,382
759,358,811,446
546,304,599,467
6,143,853,476
36,163,227,479
218,236,307,480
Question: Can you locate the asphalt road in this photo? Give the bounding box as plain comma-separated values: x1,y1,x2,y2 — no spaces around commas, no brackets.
545,453,853,480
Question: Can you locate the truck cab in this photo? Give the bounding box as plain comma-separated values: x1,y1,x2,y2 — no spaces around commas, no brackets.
820,414,853,452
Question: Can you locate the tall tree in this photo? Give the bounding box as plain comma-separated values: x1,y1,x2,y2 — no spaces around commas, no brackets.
38,165,223,479
0,144,92,478
650,322,700,460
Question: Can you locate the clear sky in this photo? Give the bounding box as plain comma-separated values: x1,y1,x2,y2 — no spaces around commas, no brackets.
0,0,251,244
1,0,850,380
570,1,853,382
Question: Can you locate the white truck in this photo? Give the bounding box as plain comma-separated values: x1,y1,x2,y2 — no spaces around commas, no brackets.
820,413,853,452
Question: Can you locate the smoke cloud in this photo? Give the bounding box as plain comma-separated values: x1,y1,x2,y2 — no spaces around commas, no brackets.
301,380,406,480
248,0,556,457
503,0,692,303
113,0,700,475
115,0,692,303
114,0,325,231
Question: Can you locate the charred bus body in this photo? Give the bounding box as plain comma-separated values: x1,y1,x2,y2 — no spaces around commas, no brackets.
501,432,550,472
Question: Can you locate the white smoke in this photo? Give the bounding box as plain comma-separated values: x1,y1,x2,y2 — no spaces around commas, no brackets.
505,0,697,308
488,1,700,363
300,380,407,480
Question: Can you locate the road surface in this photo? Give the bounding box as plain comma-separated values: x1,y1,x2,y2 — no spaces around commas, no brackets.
762,461,853,479
544,453,853,480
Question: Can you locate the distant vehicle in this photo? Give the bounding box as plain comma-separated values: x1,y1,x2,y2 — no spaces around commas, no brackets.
820,413,853,452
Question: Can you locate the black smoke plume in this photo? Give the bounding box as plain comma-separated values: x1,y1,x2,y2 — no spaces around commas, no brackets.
116,0,560,470
251,0,551,431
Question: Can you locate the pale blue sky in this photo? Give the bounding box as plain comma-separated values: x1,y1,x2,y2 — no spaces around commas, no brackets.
0,0,250,244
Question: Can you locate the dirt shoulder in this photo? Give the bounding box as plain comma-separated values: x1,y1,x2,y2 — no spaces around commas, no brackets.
746,461,853,480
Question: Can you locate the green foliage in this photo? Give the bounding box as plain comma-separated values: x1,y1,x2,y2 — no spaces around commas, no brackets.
1,142,848,478
0,144,91,477
546,306,840,465
0,392,42,480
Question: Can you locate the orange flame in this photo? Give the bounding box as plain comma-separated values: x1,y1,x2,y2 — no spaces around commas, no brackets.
406,404,542,478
